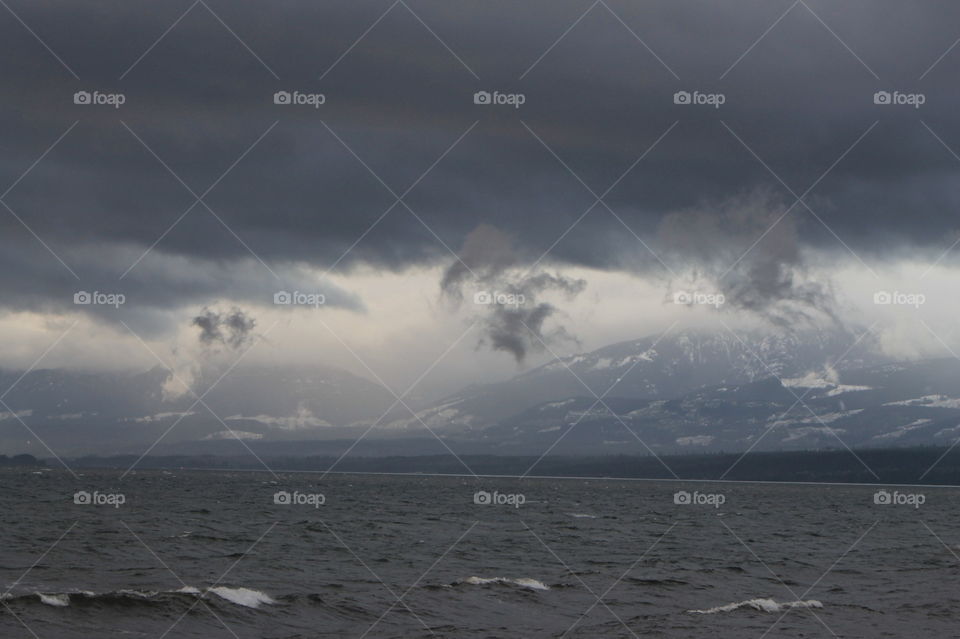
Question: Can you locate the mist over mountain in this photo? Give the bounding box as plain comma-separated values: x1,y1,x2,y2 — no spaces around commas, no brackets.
0,364,397,456
4,325,960,461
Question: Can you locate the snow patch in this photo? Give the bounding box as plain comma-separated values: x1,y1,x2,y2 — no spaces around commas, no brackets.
884,395,960,409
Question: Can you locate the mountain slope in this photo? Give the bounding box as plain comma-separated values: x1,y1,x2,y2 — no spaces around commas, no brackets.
385,328,884,433
0,364,397,455
471,358,960,455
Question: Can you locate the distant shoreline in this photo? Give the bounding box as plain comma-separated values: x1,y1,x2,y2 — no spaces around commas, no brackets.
0,454,44,468
48,445,960,486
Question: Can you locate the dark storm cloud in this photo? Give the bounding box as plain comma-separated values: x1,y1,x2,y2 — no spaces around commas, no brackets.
440,225,520,302
658,188,840,328
479,271,587,363
2,0,960,328
441,225,586,361
192,307,256,350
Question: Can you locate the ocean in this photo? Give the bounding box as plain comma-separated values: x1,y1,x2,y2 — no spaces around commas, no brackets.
0,469,954,637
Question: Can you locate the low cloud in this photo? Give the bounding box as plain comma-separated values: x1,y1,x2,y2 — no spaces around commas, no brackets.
192,307,257,350
442,225,586,362
658,188,840,329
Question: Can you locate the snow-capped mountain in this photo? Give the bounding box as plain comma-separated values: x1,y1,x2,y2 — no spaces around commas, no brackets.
381,328,884,434
3,327,959,459
471,357,960,454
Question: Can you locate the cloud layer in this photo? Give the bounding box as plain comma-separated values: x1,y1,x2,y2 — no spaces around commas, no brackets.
1,0,959,349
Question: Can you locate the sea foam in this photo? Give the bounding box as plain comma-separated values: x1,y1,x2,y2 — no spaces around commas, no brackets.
462,576,550,591
16,585,275,609
688,598,823,614
37,593,70,607
208,586,276,608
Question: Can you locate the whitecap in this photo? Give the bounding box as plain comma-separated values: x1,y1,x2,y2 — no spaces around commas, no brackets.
462,576,550,591
688,598,822,614
208,586,275,608
567,513,596,519
115,589,158,599
511,578,550,591
37,593,69,607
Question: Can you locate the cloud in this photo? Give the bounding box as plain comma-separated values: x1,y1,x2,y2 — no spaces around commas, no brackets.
441,225,586,362
440,225,520,302
1,0,960,362
192,307,257,350
161,306,259,400
658,188,840,329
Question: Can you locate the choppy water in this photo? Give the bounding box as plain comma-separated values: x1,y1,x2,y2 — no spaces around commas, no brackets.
1,469,957,637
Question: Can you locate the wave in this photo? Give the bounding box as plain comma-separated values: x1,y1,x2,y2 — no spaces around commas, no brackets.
566,513,597,519
8,586,276,610
688,598,823,614
37,593,70,607
208,586,276,608
460,576,550,591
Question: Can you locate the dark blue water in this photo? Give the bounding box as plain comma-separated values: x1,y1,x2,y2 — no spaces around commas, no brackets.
0,469,955,637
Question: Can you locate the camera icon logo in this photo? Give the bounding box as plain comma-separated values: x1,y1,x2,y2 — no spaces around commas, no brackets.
273,490,291,505
73,490,91,505
873,91,891,105
873,290,892,305
874,489,891,505
274,291,292,305
473,490,492,505
673,291,692,305
274,91,292,105
73,91,91,105
673,91,691,105
74,291,92,305
473,91,491,105
473,291,493,305
673,490,692,505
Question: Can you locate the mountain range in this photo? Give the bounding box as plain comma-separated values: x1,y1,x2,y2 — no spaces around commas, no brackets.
2,328,959,458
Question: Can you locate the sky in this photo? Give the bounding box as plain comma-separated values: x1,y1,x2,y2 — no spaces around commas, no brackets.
2,0,960,397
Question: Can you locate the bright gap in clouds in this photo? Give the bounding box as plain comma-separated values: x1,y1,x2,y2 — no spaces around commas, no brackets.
2,255,958,399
